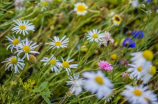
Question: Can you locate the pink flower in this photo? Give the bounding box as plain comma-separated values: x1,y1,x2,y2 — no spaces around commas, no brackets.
122,72,129,77
102,31,114,47
98,61,113,72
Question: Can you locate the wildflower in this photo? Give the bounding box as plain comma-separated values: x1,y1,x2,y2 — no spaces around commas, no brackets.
15,38,39,60
141,90,158,104
122,85,157,104
15,0,25,11
86,29,104,44
66,91,73,96
59,57,78,75
46,35,69,51
40,0,51,11
129,0,139,8
123,60,129,67
122,38,136,48
101,31,114,47
122,72,130,81
122,85,146,103
98,61,113,72
66,74,84,95
111,54,117,60
81,45,88,52
41,54,61,73
122,72,128,77
131,30,144,39
82,71,113,99
6,35,21,52
74,2,88,15
2,56,25,73
127,63,145,80
130,50,153,65
143,0,152,3
112,14,122,26
141,62,156,84
12,20,35,36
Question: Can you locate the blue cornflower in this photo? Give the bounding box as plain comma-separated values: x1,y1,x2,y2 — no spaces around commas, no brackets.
143,0,152,2
123,38,136,48
131,30,144,39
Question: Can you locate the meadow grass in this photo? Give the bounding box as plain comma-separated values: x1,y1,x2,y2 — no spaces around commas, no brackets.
0,0,158,104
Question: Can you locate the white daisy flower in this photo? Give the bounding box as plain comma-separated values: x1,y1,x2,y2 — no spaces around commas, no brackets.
46,35,69,51
86,29,104,44
40,0,50,11
6,35,21,52
74,2,88,15
127,62,146,80
41,54,61,74
11,20,35,36
15,38,39,60
129,0,139,8
122,85,149,104
141,90,158,104
131,50,153,65
2,56,25,73
59,57,78,75
66,74,84,96
141,62,156,84
112,14,122,26
82,71,113,99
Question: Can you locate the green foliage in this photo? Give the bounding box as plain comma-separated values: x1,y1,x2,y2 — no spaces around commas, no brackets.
0,0,158,104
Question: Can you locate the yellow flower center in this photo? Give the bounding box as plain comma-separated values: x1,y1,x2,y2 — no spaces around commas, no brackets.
77,4,86,13
111,54,117,60
92,34,98,38
23,46,30,53
55,41,61,46
148,66,156,75
137,66,142,72
142,50,153,61
133,89,142,96
62,61,69,68
12,39,20,45
19,25,26,30
42,1,48,6
49,59,56,65
95,76,104,85
10,57,17,64
67,91,72,96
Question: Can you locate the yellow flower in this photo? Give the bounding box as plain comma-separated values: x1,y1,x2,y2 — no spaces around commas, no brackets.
112,14,122,25
111,54,117,60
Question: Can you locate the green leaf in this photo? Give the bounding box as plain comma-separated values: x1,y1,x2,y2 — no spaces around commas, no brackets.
44,88,51,97
39,82,48,90
40,92,51,104
33,88,40,92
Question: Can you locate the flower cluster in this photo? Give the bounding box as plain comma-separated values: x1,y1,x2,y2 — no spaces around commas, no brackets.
86,29,114,46
41,55,78,75
121,50,157,103
2,20,39,73
66,71,113,100
1,1,158,104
